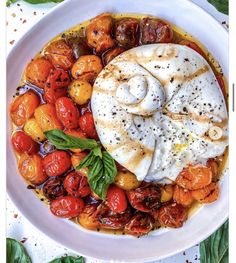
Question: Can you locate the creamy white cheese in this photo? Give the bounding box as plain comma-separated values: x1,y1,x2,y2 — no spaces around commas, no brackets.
91,44,228,182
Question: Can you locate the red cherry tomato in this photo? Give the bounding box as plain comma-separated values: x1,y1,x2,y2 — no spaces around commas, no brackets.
55,97,80,129
44,69,71,104
216,74,227,98
179,40,204,57
79,112,98,139
107,185,127,213
12,131,39,154
50,196,84,218
43,150,71,177
63,171,91,197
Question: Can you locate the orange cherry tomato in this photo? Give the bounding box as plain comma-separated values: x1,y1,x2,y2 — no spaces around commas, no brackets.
79,112,98,139
63,171,91,198
55,97,80,129
11,131,39,155
44,39,75,70
176,164,212,190
103,47,126,65
173,185,193,207
18,154,48,185
179,40,204,57
25,57,54,89
71,152,89,177
192,182,219,203
206,159,219,179
43,150,71,177
50,196,84,218
107,185,127,213
65,129,87,153
10,91,40,127
44,68,71,104
216,74,227,98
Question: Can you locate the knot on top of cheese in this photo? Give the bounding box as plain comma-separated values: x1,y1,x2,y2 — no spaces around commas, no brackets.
116,75,165,116
91,44,228,182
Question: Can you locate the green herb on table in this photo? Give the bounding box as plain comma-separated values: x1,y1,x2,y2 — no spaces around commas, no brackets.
6,0,64,7
207,0,228,15
200,220,228,263
49,255,85,263
7,238,32,263
45,129,117,201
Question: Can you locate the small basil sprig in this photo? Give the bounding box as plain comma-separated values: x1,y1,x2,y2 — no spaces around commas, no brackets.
45,130,117,200
7,238,32,263
207,0,228,15
6,0,63,6
48,255,84,263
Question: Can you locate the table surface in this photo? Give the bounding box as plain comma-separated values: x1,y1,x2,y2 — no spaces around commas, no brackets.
6,1,228,262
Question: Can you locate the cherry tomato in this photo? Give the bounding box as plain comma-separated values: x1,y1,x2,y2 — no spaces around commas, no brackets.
12,131,39,155
18,154,48,185
206,159,219,179
103,47,126,65
43,177,66,200
43,150,71,177
44,68,71,104
25,57,54,89
179,40,204,57
107,185,127,213
79,112,98,139
63,171,91,197
71,152,89,176
10,91,40,127
50,196,84,218
78,203,100,230
55,97,80,129
216,74,227,98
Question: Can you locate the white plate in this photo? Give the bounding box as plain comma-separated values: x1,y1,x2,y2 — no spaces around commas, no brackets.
7,0,228,261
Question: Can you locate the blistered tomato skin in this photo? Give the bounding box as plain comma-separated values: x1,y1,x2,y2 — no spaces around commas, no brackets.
10,91,40,127
179,40,204,57
63,171,91,197
12,131,39,155
43,150,71,177
55,97,80,129
43,177,66,200
103,47,126,65
71,152,89,176
25,57,54,89
107,185,128,213
18,154,48,185
44,68,71,104
79,112,98,139
50,196,84,218
24,118,46,142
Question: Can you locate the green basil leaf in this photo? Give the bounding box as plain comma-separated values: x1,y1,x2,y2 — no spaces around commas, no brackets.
200,220,228,263
48,256,84,263
92,146,102,158
76,151,96,170
6,0,63,6
45,130,98,150
7,238,32,263
207,0,228,14
6,0,17,6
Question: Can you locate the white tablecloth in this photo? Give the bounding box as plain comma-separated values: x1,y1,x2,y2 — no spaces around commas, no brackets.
6,1,228,262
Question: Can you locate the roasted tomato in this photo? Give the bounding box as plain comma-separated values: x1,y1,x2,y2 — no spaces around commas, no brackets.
43,150,71,177
124,212,154,237
173,185,193,207
71,55,103,84
192,182,219,203
65,129,87,153
160,184,174,203
25,57,54,89
18,154,48,185
79,112,98,139
114,18,139,48
44,68,71,104
71,152,89,176
157,203,188,228
24,118,46,142
96,203,132,230
10,91,40,127
50,196,84,218
179,40,204,57
216,74,227,98
140,18,173,44
44,39,75,70
207,159,219,179
107,185,127,213
63,171,91,198
78,202,100,230
55,97,80,129
176,164,212,190
43,177,66,200
127,183,161,212
114,171,141,191
12,131,39,155
86,13,115,53
34,104,63,132
103,47,126,65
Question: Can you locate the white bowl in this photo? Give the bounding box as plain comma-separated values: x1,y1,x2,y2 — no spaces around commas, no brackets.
7,0,228,261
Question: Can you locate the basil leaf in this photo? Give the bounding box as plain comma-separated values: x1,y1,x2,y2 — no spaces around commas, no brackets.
24,0,63,3
6,0,17,6
207,0,228,14
45,130,98,150
7,238,32,263
200,220,228,263
49,256,84,263
76,151,96,170
92,146,102,158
